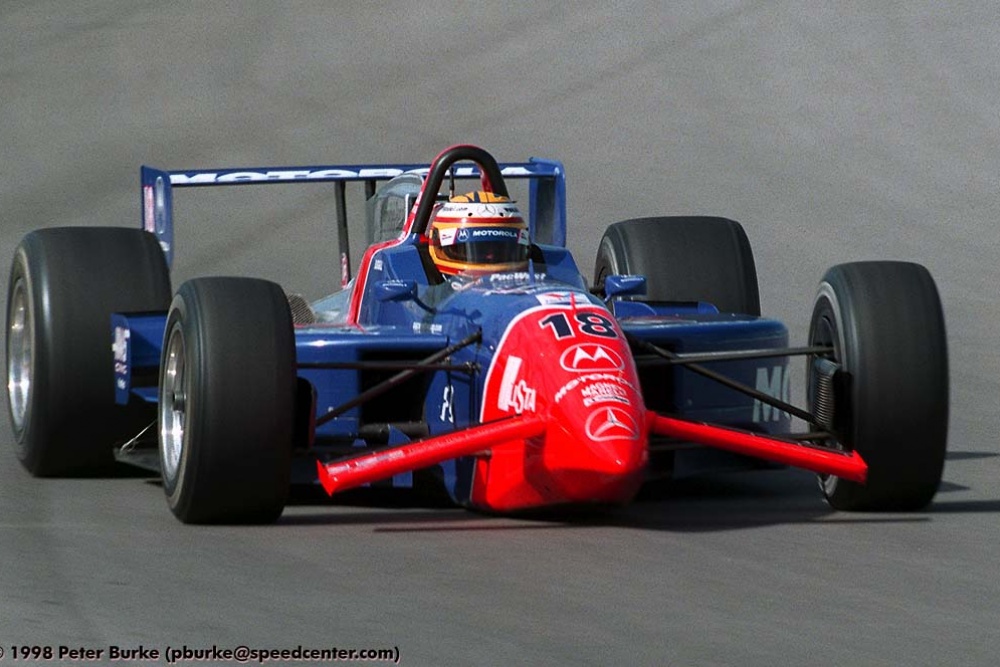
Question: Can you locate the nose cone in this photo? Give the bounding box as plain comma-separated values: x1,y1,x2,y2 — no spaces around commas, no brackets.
475,294,649,510
538,404,648,504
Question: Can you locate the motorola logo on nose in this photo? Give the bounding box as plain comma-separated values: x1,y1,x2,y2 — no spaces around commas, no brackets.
560,344,624,372
585,407,639,441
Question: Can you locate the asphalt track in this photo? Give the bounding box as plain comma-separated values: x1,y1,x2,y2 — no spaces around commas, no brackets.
2,3,999,665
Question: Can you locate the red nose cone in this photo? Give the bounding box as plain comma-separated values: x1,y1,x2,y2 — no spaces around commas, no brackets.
536,405,647,504
474,299,649,511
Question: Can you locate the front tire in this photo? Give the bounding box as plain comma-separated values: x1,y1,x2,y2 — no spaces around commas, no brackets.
5,228,171,476
593,216,760,315
159,277,295,524
808,261,948,511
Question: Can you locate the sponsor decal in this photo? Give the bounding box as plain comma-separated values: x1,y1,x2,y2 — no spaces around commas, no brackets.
169,165,533,185
457,228,470,243
143,186,154,233
580,381,630,407
143,178,169,235
411,322,444,334
439,203,472,216
481,285,536,296
112,326,129,390
440,384,455,424
585,407,640,441
487,272,546,284
554,373,636,404
482,278,559,297
373,258,384,272
497,356,537,414
535,291,574,305
434,203,521,219
560,343,625,373
753,365,791,422
470,228,519,239
154,176,166,234
439,228,458,246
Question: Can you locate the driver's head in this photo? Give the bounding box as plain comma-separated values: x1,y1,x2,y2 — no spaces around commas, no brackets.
428,191,530,276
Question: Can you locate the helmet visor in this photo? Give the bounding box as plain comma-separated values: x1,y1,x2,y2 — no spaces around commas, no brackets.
436,226,529,265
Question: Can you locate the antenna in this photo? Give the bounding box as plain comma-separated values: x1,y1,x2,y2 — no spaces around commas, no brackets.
448,165,455,199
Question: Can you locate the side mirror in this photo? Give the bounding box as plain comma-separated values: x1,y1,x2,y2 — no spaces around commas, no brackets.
374,280,418,303
604,275,647,300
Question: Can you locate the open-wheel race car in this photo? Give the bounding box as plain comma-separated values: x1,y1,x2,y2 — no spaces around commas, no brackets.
5,145,949,523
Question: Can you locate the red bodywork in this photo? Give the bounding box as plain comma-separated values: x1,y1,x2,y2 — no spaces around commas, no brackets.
315,144,868,512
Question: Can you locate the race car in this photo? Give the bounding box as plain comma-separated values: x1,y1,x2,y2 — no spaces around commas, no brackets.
4,145,948,524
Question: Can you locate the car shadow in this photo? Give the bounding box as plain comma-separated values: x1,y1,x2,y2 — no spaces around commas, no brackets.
275,469,943,533
945,450,998,461
137,454,996,530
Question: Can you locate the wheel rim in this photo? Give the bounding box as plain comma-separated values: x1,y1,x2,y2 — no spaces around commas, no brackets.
159,323,186,483
7,279,32,434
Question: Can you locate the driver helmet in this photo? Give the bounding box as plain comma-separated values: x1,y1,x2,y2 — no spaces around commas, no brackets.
428,191,530,275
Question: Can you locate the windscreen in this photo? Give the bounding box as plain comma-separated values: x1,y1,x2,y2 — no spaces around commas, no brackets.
365,174,422,245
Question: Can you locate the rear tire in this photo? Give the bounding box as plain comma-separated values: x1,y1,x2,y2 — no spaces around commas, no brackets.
593,216,760,315
159,277,295,524
5,228,171,476
808,261,948,511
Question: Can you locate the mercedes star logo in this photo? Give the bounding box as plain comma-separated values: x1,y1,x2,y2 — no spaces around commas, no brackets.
585,407,639,441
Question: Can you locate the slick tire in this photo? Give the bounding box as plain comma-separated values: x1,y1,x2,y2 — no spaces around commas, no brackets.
159,277,295,524
808,261,948,511
6,228,172,476
593,217,760,315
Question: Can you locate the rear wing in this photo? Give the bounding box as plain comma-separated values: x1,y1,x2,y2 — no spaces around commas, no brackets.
140,158,566,276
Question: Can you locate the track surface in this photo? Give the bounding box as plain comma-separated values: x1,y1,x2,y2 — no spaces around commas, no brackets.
3,3,999,665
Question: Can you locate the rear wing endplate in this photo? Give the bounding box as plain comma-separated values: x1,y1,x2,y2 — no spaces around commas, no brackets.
141,159,566,271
